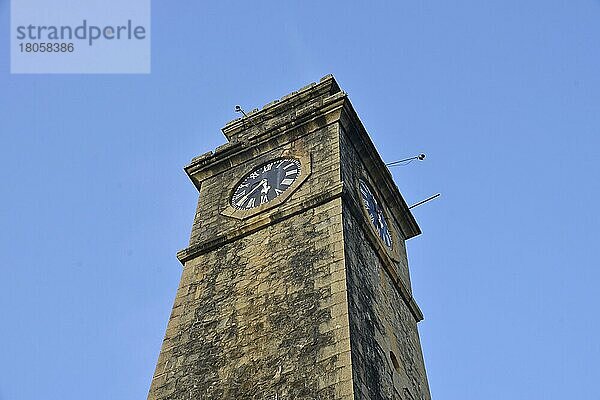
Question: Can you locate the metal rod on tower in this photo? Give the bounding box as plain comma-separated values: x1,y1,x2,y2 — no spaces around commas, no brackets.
235,105,261,130
386,153,426,167
408,193,441,210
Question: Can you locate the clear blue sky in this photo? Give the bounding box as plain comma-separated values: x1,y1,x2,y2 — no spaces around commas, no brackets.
1,1,599,399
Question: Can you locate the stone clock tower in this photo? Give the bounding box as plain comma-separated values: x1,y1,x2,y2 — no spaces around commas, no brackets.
148,75,431,400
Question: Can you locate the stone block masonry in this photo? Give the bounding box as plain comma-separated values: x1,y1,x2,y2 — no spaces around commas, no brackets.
149,199,354,399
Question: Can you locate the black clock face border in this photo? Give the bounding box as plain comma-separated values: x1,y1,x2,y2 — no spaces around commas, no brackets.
359,179,393,248
231,158,301,210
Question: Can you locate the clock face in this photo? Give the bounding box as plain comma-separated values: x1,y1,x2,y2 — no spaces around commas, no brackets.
231,158,301,210
359,180,393,247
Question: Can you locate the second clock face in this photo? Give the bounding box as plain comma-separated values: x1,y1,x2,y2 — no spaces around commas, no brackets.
231,158,301,210
359,180,393,247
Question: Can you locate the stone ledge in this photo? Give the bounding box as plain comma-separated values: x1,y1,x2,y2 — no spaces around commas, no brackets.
176,183,344,264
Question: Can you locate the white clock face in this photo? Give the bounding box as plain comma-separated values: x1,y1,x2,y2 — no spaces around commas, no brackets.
359,180,393,247
231,158,301,210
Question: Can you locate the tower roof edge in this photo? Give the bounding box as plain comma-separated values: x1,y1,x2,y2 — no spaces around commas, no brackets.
221,74,341,142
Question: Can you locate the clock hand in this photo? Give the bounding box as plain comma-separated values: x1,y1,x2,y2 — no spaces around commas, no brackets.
260,180,271,194
260,181,272,204
236,179,267,206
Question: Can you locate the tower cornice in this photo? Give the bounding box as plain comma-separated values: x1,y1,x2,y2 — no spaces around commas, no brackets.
220,74,341,142
183,85,346,189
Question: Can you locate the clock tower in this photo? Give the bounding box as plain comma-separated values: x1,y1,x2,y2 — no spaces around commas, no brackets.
148,75,432,399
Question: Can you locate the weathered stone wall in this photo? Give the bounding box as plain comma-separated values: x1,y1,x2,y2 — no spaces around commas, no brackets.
342,209,430,400
149,199,353,399
338,127,431,399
